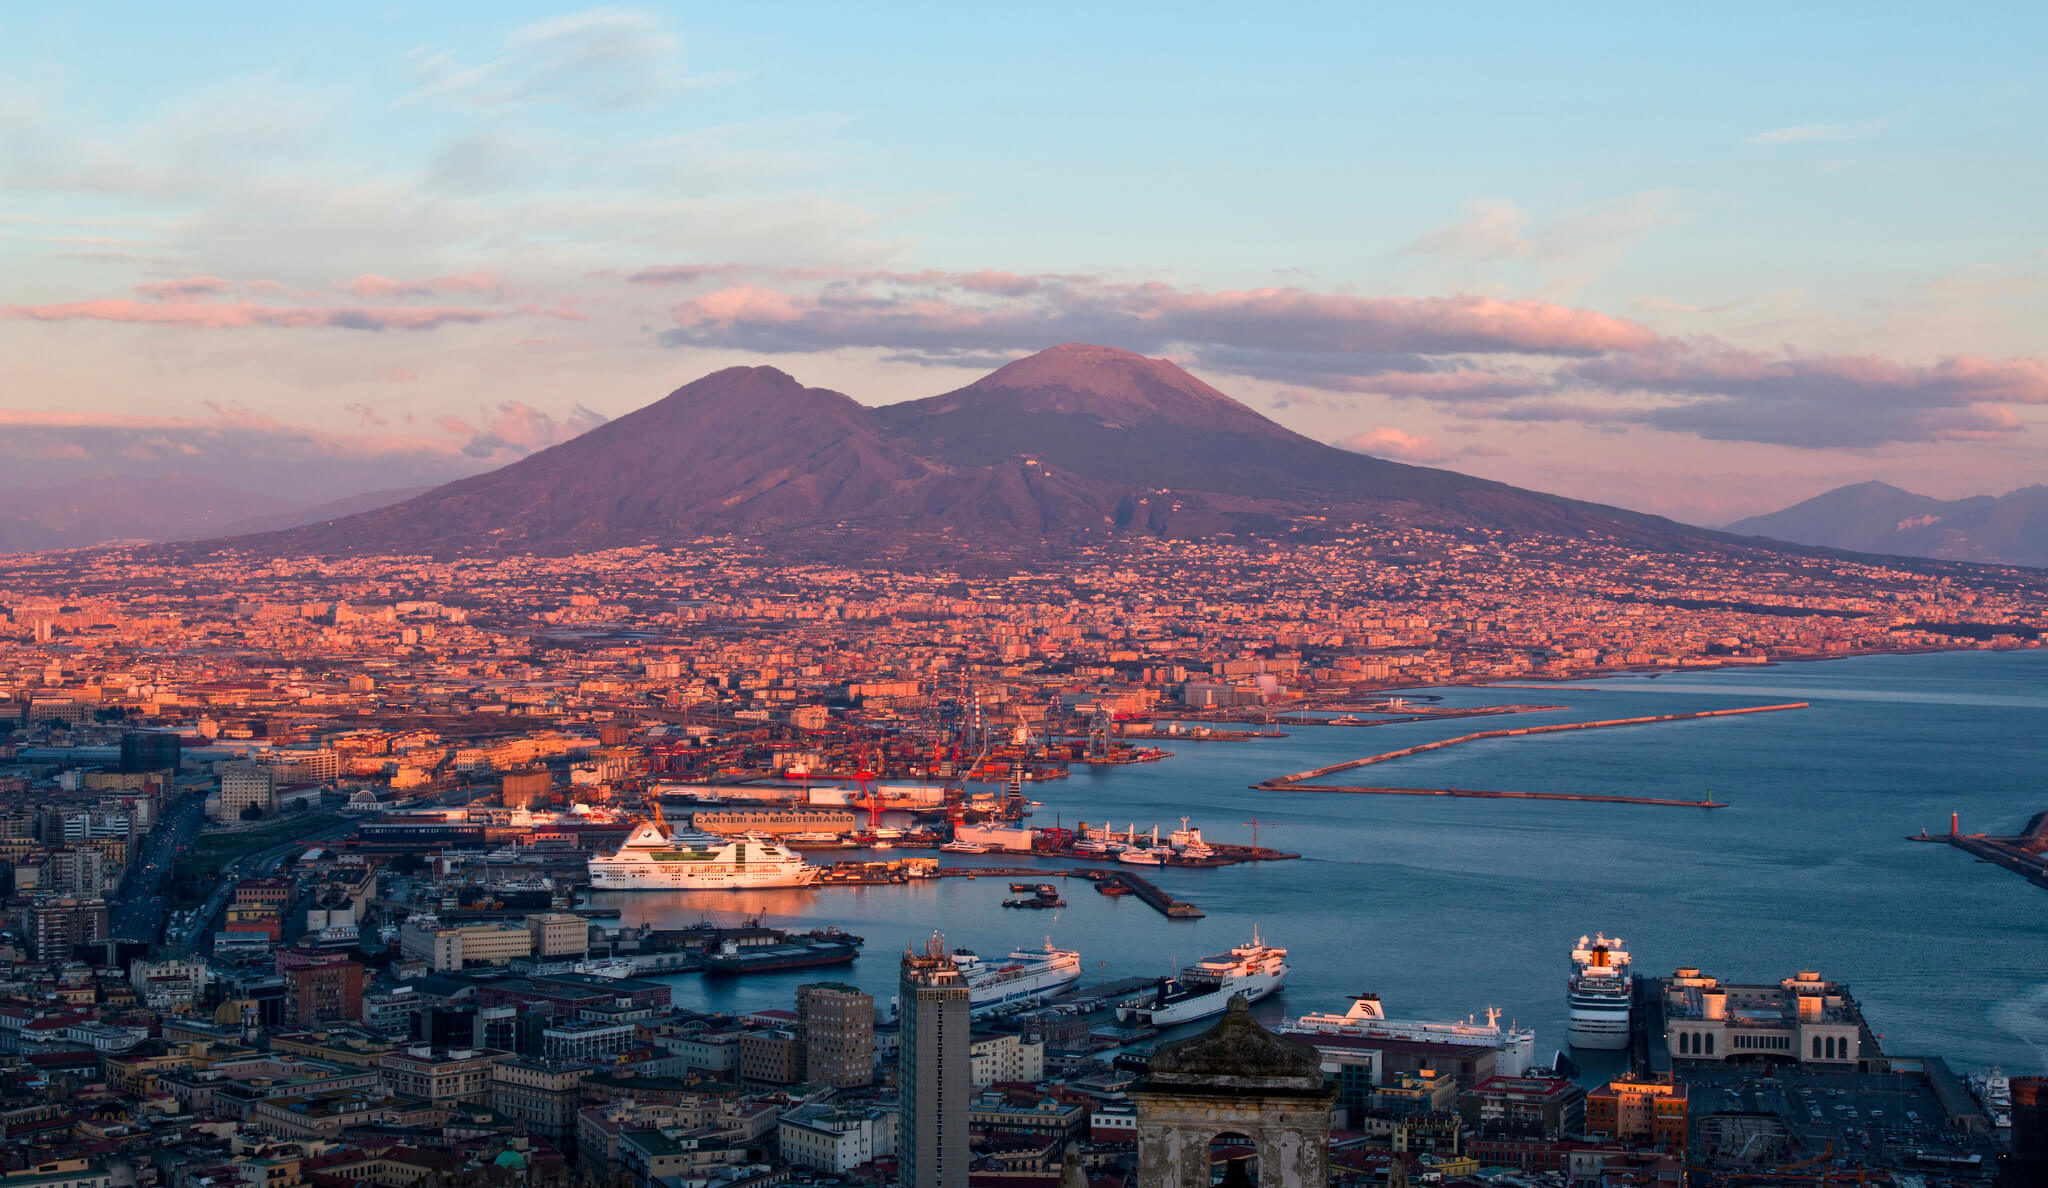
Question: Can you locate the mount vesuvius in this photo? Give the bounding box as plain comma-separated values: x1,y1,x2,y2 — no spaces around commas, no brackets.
216,344,1728,558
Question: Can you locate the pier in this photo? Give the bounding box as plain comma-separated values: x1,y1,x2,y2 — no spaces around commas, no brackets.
933,865,1204,919
1253,703,1810,807
1909,810,2048,892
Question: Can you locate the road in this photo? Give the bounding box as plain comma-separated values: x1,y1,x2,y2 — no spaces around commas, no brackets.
110,793,208,944
165,816,356,955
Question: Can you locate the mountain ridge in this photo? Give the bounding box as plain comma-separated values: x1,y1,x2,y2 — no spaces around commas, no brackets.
1728,481,2048,568
211,344,1737,559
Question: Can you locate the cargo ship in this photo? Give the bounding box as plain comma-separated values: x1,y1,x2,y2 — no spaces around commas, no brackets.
1566,933,1633,1050
588,805,819,890
1117,932,1288,1027
1281,993,1536,1077
955,940,1082,1016
701,930,863,976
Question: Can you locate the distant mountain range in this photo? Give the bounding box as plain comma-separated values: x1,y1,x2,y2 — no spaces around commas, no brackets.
0,477,427,554
218,343,1731,559
1727,481,2048,568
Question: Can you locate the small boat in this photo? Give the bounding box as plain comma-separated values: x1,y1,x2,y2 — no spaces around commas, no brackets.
1097,882,1130,897
1117,847,1168,866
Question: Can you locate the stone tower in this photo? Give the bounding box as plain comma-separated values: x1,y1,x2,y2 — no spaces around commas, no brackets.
1132,995,1333,1188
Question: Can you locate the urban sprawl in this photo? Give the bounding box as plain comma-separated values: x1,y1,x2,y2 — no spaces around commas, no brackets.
0,532,2042,1188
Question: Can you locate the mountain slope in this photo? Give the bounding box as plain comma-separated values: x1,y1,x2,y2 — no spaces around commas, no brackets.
1729,481,2048,567
224,345,1731,558
250,366,933,555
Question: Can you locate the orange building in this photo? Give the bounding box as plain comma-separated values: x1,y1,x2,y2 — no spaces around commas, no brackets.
1586,1074,1688,1156
234,877,294,909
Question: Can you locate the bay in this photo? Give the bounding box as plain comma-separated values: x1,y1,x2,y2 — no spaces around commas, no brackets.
588,649,2048,1075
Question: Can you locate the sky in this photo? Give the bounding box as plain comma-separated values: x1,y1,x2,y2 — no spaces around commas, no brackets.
4,3,2046,523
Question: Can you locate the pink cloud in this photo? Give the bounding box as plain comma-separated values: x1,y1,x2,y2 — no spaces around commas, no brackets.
658,272,1661,366
440,400,610,459
1336,426,1452,462
339,272,507,299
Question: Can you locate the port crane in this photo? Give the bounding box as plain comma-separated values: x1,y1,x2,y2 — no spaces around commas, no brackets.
853,745,881,828
1241,816,1282,851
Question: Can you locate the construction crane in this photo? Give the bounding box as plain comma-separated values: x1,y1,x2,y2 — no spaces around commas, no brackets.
1242,816,1280,852
853,745,880,828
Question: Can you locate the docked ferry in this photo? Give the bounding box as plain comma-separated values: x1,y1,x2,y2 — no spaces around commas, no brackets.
1117,932,1289,1027
956,940,1083,1016
1566,933,1633,1050
588,806,819,890
1281,993,1537,1077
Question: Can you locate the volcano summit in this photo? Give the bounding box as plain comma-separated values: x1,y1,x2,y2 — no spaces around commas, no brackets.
224,344,1718,558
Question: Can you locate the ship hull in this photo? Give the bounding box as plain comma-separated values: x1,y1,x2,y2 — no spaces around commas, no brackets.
1125,969,1285,1027
589,864,820,890
1566,1003,1632,1049
969,966,1082,1016
702,946,859,975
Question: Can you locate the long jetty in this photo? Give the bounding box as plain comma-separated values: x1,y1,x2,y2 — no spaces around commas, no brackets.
1910,811,2048,892
1253,703,1810,808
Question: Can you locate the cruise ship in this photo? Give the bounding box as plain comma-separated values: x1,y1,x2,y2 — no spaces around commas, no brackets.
1281,993,1536,1077
1117,932,1289,1027
1566,933,1634,1050
588,807,819,890
955,940,1083,1017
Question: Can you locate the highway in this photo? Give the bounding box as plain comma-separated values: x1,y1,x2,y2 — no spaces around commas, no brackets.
110,792,208,944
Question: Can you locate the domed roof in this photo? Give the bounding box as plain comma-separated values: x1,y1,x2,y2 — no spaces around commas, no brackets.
492,1149,528,1170
1141,995,1328,1098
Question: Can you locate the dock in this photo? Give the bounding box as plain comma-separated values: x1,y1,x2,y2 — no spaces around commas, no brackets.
1092,869,1204,919
1253,703,1810,807
1909,810,2048,892
933,865,1204,919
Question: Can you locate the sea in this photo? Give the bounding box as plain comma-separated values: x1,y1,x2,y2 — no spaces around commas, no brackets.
587,648,2048,1077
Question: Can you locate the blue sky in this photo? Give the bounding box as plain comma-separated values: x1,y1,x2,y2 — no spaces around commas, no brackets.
4,3,2045,521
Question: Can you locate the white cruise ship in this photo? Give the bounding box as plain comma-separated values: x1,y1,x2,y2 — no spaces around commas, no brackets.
1117,932,1288,1027
1566,933,1633,1050
955,940,1083,1016
1281,994,1536,1077
588,808,819,890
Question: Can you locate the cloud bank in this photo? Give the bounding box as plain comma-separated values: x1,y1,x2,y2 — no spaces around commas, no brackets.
633,267,2048,449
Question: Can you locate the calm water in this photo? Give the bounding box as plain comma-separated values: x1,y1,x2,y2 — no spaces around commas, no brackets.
590,649,2048,1074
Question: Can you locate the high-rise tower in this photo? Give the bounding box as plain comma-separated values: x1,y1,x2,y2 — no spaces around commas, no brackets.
900,935,969,1188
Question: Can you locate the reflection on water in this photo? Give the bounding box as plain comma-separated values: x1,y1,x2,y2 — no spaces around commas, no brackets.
591,649,2048,1071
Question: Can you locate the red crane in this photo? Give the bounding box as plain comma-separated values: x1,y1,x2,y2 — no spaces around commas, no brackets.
854,745,881,827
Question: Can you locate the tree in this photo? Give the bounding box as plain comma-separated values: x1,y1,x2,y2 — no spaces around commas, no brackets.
240,802,266,821
391,851,427,875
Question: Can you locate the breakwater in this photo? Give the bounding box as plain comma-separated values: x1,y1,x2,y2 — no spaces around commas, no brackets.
1909,810,2048,892
1253,702,1811,807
